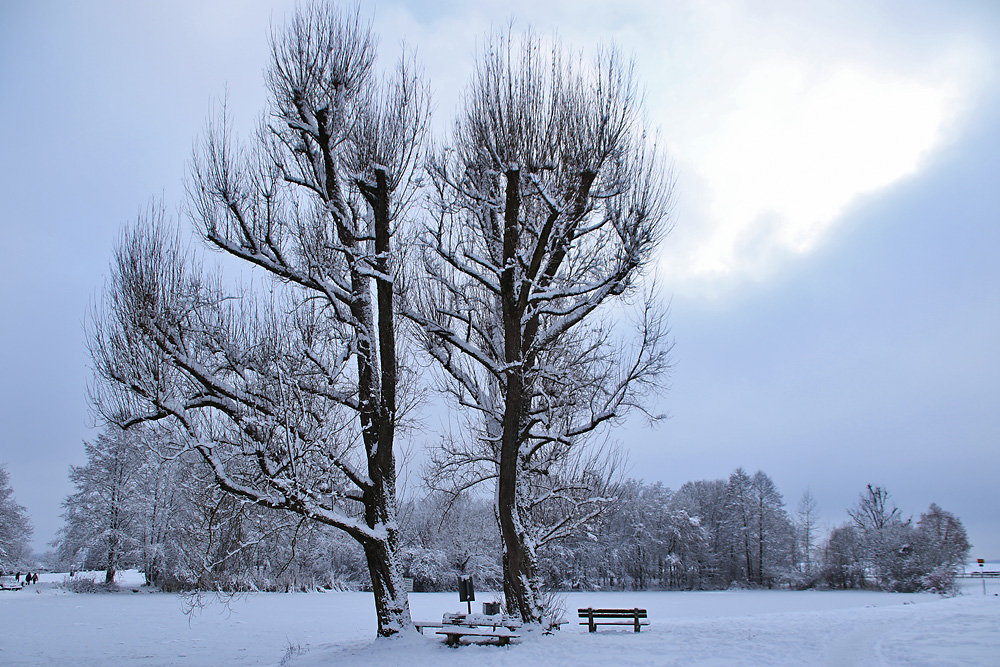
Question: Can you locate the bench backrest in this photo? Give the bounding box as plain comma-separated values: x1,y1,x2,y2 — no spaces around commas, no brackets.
578,608,647,618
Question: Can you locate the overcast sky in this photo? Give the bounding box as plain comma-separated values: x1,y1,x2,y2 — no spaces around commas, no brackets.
2,0,998,559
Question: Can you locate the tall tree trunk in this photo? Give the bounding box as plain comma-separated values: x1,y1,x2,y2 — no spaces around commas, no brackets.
362,531,412,636
495,166,543,624
105,538,117,585
361,172,412,637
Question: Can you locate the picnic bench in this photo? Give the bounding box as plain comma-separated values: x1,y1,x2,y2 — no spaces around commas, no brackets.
436,627,521,646
0,578,23,591
578,607,649,632
435,612,522,646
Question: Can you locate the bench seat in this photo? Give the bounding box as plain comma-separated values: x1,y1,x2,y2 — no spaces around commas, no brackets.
436,627,520,647
413,621,443,634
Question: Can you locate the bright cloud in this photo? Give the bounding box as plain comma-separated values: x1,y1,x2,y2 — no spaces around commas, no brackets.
627,1,993,291
384,0,990,290
687,63,961,278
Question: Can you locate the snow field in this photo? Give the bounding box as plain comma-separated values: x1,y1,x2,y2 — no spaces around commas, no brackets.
0,572,997,666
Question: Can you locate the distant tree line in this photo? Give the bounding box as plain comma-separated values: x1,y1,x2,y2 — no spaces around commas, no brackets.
51,429,969,596
539,476,969,594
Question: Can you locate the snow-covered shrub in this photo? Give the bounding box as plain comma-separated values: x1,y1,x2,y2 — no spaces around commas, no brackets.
538,589,568,628
60,574,118,594
921,565,960,596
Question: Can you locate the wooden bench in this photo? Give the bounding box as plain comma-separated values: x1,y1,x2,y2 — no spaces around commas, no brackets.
436,627,520,647
578,607,649,632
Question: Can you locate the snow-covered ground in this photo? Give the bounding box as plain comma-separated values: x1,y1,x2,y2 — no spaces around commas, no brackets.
0,571,997,666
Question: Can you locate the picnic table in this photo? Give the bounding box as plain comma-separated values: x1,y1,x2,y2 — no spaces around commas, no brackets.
435,612,523,646
0,576,23,591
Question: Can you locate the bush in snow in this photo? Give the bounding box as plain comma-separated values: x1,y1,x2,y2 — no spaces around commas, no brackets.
60,574,118,594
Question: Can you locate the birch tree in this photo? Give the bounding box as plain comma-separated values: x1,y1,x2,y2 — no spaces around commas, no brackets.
407,30,673,622
89,4,428,636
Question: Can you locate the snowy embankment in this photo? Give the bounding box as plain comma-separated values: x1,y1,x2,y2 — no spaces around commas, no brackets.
0,572,996,666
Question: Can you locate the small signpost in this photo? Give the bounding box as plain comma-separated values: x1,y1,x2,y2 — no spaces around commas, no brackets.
459,576,475,614
978,558,986,595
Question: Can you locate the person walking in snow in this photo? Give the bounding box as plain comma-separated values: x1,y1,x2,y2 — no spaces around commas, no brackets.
32,573,38,584
15,572,20,584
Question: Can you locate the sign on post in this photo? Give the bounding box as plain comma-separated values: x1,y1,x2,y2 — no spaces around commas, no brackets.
459,576,475,614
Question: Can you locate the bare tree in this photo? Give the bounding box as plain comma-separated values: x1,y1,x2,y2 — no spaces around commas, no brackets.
848,484,900,531
846,484,915,590
89,4,428,637
405,29,673,623
795,488,819,577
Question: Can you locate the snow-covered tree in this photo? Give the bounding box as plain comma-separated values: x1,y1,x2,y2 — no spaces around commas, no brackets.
820,485,971,593
748,470,793,587
848,484,901,532
672,478,729,587
398,493,502,592
915,503,970,571
406,28,672,623
89,4,428,636
914,503,970,593
722,468,756,584
794,488,820,581
821,524,866,589
846,484,920,590
0,463,32,571
55,427,147,583
135,444,190,588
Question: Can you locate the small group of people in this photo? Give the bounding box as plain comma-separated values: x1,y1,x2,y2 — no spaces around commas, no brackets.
15,572,38,585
